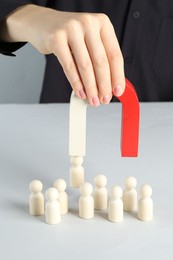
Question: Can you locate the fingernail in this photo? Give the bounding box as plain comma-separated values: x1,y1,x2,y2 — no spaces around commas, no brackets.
113,85,123,97
92,96,100,106
79,89,86,99
103,95,110,104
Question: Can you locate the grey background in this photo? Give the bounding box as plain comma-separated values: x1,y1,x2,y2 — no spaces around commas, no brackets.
0,102,173,260
0,44,45,103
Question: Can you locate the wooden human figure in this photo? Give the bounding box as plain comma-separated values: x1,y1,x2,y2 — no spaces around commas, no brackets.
138,184,153,221
108,186,123,223
79,182,94,219
93,175,108,210
45,187,61,224
53,179,68,215
123,176,137,212
69,156,84,188
29,180,44,216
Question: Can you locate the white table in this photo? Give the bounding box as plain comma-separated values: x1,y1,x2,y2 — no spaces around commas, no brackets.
0,103,173,260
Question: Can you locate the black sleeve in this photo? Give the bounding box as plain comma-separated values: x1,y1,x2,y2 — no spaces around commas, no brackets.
0,0,47,56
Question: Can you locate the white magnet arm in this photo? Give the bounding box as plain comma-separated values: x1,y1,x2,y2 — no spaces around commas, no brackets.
69,91,88,157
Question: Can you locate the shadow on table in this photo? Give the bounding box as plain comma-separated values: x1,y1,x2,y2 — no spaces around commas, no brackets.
9,200,45,223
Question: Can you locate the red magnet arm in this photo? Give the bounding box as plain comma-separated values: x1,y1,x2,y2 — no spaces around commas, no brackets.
117,79,140,157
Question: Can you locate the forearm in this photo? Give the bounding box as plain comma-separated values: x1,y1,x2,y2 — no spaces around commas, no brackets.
0,4,47,43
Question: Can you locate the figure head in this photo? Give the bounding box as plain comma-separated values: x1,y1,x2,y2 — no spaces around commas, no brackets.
140,184,152,198
94,174,107,187
46,187,59,201
124,176,137,189
29,180,43,193
54,179,67,192
110,186,122,199
80,182,93,196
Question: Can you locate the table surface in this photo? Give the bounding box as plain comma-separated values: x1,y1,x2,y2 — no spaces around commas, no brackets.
0,103,173,260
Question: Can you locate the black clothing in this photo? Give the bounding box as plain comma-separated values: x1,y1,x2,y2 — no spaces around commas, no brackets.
1,0,173,102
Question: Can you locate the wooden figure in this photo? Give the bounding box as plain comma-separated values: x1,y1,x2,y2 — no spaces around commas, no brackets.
29,180,44,216
53,179,68,215
108,186,123,222
45,187,61,224
138,184,153,221
69,156,84,188
93,175,108,210
123,176,137,212
79,182,94,219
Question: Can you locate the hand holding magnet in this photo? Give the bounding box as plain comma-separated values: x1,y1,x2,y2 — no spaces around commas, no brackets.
69,79,140,187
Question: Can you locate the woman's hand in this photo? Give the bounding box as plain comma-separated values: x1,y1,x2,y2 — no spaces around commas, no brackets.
1,4,125,106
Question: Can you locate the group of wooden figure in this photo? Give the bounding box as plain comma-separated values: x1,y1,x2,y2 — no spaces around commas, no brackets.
29,175,153,225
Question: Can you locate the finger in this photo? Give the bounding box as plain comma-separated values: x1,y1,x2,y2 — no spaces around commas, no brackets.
52,35,87,100
100,22,125,97
69,32,100,106
85,29,112,104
